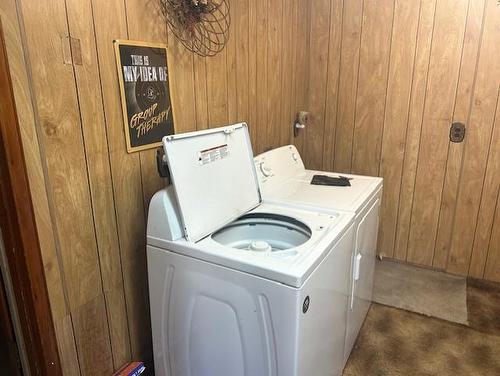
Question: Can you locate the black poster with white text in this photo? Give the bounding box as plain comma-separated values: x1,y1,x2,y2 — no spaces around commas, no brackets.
115,42,174,152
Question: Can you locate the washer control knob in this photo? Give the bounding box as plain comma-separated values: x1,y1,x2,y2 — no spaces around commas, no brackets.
260,162,272,177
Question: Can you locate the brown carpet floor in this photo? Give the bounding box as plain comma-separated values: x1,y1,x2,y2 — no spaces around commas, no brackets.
467,278,500,337
344,278,500,376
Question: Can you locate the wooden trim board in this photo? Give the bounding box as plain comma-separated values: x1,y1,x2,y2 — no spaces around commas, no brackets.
0,19,62,376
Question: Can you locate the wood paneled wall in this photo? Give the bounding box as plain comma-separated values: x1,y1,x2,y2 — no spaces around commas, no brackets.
1,0,307,374
296,0,500,281
1,0,499,374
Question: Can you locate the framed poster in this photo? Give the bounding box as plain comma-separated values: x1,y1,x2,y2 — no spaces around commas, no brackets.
114,40,175,153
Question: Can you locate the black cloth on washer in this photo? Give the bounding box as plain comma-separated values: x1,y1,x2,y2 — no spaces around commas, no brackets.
310,174,351,187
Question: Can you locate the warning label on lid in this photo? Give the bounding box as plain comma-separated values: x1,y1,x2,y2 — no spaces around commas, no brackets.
198,144,229,165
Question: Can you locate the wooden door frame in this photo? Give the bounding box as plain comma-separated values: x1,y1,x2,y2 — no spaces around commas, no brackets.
0,19,62,376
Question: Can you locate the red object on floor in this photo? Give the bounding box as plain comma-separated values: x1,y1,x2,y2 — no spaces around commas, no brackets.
113,362,145,376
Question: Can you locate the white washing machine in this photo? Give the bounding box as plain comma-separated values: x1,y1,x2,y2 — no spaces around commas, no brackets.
147,124,357,376
254,145,383,366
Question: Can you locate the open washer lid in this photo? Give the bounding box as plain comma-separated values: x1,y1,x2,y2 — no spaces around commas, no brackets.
163,123,261,242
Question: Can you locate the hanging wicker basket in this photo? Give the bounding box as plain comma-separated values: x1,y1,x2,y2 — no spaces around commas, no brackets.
160,0,231,57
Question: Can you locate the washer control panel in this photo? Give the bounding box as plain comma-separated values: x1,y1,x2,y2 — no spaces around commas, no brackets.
254,145,305,184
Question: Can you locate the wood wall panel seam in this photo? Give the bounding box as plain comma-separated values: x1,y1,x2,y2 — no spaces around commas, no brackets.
278,0,286,146
447,0,500,274
483,186,500,281
304,0,332,169
457,4,491,276
279,0,293,147
193,55,209,130
476,188,500,277
389,0,423,260
317,0,333,169
433,0,487,270
65,0,132,368
1,0,69,325
0,19,63,375
290,0,311,155
55,0,117,370
288,0,297,148
64,45,116,374
64,0,116,365
470,86,500,278
90,0,147,363
429,0,473,268
452,28,493,275
226,0,237,125
466,87,500,275
266,0,283,151
440,0,487,270
321,0,344,170
255,0,268,154
247,0,257,150
377,0,422,258
10,0,92,372
407,0,468,266
393,0,438,261
18,0,105,311
405,0,458,266
11,0,73,319
347,0,366,174
88,0,133,359
375,0,397,178
333,0,364,173
352,0,395,176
